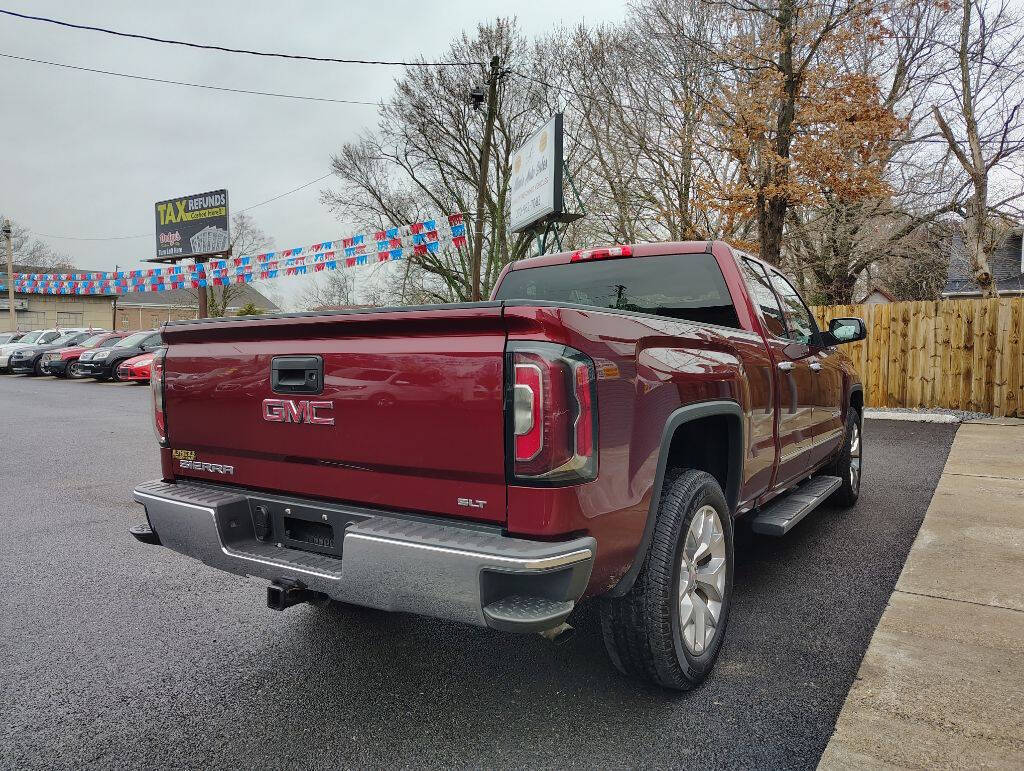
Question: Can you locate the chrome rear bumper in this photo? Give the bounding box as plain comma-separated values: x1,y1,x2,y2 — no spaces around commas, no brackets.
132,479,595,632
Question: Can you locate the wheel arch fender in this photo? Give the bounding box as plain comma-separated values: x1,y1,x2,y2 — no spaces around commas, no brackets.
605,399,744,598
848,382,864,416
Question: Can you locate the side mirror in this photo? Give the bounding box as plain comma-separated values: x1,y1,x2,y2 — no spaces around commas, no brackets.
826,317,866,345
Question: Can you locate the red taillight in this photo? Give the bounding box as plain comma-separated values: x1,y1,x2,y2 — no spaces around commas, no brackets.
508,343,598,485
570,244,633,262
151,348,167,446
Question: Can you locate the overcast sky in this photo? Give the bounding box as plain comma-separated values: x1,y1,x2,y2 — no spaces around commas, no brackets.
0,0,627,306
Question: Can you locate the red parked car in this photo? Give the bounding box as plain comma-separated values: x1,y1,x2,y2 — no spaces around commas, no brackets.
117,351,158,383
131,240,867,689
41,331,131,378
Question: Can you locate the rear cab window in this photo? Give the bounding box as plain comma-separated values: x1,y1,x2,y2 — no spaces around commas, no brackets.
494,252,741,329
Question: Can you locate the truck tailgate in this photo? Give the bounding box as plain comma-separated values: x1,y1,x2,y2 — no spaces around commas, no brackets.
160,305,508,523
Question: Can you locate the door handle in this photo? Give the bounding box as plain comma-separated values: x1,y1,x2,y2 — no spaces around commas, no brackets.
777,361,794,372
809,362,823,372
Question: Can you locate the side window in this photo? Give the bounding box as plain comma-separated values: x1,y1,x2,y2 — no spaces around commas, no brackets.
768,271,817,344
145,335,163,350
99,337,119,348
740,259,787,338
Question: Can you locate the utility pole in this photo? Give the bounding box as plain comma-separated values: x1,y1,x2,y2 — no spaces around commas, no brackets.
196,256,208,318
111,264,119,330
469,55,500,302
3,218,15,333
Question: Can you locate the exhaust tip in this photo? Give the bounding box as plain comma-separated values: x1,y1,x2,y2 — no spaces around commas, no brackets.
538,622,575,644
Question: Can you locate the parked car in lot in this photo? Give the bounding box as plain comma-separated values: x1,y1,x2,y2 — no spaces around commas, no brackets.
41,331,131,378
117,351,159,383
131,240,867,690
9,329,103,375
0,329,91,373
79,330,163,381
0,331,25,346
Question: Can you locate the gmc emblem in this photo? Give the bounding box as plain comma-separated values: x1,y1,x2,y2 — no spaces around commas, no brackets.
262,398,335,425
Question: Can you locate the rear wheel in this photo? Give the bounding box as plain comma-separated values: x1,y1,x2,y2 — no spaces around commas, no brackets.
600,469,734,690
33,358,45,376
826,409,862,507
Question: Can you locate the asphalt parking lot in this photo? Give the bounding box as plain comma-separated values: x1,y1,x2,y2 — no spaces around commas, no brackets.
0,374,958,770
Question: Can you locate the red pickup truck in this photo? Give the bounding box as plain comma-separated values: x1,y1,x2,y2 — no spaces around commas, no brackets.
131,240,866,689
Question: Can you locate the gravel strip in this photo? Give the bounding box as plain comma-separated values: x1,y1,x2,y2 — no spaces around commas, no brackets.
864,406,990,423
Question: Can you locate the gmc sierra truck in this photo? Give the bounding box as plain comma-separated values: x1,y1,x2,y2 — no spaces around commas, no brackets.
131,240,866,690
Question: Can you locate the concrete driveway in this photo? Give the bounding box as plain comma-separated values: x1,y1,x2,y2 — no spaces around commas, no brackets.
820,418,1024,768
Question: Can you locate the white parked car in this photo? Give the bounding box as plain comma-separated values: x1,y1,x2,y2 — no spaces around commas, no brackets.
0,328,101,372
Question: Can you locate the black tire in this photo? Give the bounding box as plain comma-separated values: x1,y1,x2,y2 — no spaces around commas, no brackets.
600,469,734,690
66,360,85,379
825,408,862,507
32,357,44,376
109,366,121,382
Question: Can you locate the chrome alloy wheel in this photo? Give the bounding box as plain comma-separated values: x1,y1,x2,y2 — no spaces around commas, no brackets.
678,504,727,656
849,421,862,492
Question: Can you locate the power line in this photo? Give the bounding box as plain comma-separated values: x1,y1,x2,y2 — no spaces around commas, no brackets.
29,174,335,241
0,8,481,66
29,230,151,241
239,174,334,213
0,52,379,105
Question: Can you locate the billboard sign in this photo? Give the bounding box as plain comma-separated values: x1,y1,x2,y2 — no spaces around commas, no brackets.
510,114,563,233
155,189,230,259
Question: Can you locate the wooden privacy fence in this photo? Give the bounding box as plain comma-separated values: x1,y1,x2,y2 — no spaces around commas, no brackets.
811,298,1024,417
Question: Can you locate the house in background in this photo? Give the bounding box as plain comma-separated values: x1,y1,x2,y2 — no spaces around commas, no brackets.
114,285,278,330
857,285,897,305
942,226,1024,298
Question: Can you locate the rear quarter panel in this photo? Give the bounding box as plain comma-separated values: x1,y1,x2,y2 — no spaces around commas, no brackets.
502,304,774,594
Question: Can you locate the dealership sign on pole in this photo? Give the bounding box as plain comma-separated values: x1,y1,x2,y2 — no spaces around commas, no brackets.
509,114,564,233
154,189,230,259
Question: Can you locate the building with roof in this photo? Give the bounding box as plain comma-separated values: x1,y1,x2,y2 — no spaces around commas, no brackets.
942,226,1024,298
1,263,278,332
857,285,897,305
113,285,278,330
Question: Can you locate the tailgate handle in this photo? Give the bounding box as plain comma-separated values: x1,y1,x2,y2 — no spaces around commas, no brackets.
271,355,323,395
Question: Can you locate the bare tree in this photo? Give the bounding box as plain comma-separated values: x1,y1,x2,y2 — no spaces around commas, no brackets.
780,0,959,301
0,214,75,272
298,270,355,309
931,0,1024,297
324,20,547,303
543,3,723,246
